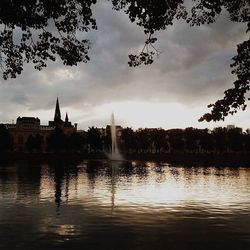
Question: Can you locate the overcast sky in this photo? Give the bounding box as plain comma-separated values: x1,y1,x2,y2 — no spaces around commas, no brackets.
0,1,249,130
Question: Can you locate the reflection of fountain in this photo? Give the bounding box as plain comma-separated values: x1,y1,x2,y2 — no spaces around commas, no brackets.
111,162,117,213
109,113,122,161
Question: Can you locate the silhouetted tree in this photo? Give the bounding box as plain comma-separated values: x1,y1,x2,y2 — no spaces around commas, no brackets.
87,127,102,152
212,127,228,153
184,127,199,152
0,1,249,121
167,129,184,153
151,129,168,153
68,132,85,152
227,127,243,152
0,124,13,151
135,129,151,153
244,129,250,151
47,127,67,152
197,129,214,153
103,127,112,152
120,127,136,153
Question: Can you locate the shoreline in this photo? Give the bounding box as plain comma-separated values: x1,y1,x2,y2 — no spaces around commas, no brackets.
0,152,249,167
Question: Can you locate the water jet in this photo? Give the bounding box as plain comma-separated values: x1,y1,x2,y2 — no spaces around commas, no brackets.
109,112,123,161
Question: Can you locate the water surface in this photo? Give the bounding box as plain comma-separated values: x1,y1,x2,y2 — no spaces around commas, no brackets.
0,160,250,249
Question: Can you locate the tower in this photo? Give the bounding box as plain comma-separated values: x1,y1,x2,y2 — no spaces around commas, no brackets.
54,97,61,122
48,97,76,131
65,112,69,123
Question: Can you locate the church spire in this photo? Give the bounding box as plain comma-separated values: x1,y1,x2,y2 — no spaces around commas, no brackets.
65,112,69,123
54,97,61,122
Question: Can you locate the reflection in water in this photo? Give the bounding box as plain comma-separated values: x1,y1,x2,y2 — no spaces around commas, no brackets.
0,161,250,249
111,162,116,213
54,165,63,210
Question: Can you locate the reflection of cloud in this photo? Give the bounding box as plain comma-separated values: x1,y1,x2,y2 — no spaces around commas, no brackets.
37,163,250,211
1,162,250,249
40,218,81,236
0,2,248,128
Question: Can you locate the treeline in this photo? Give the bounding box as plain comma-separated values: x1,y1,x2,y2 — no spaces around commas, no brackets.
1,124,250,154
119,127,250,154
87,126,250,154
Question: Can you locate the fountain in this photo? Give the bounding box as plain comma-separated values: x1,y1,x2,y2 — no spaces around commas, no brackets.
109,113,123,161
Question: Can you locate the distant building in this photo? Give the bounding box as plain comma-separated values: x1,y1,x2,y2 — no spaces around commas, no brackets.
4,98,77,151
48,97,77,134
227,125,236,130
226,125,243,134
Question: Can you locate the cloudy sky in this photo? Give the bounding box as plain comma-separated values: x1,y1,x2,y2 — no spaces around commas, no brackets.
0,1,249,130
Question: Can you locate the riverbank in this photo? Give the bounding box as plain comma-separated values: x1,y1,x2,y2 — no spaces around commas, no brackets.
0,152,249,167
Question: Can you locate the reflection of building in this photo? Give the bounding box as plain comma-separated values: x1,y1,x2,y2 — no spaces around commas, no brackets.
4,98,77,151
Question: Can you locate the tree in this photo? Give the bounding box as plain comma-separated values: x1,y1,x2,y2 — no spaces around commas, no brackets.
0,0,96,79
120,127,136,152
0,1,249,120
87,126,102,152
151,129,168,153
197,129,214,153
68,132,85,151
103,126,112,152
212,127,228,153
167,129,184,153
183,127,199,152
226,127,243,152
244,129,250,151
47,127,67,151
0,124,13,151
135,129,151,153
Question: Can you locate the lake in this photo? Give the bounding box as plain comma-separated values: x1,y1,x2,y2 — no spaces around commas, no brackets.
0,160,250,249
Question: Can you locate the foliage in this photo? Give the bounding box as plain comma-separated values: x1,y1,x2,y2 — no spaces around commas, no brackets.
184,127,199,152
47,127,67,151
0,124,13,151
151,128,168,153
68,132,85,151
167,129,185,152
0,0,97,79
87,126,102,152
197,129,214,152
120,127,137,152
103,126,112,152
0,125,250,153
199,38,250,122
135,129,151,153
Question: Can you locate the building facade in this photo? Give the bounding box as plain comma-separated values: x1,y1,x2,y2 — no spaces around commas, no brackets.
5,98,77,151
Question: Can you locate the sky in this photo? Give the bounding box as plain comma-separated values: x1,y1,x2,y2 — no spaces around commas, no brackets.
0,1,249,130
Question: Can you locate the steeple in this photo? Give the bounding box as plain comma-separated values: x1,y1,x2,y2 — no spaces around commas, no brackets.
65,112,69,123
54,97,61,122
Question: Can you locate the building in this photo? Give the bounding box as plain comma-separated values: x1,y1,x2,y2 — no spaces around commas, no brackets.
227,125,236,130
48,97,77,134
5,98,77,151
